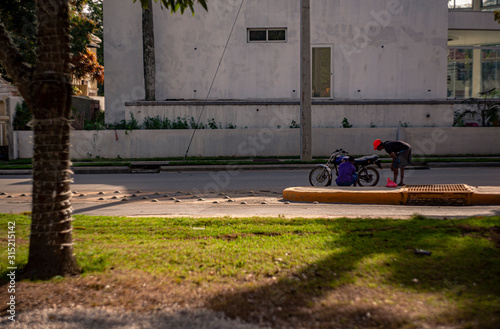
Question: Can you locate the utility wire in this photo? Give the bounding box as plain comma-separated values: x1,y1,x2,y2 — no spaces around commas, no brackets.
184,0,245,160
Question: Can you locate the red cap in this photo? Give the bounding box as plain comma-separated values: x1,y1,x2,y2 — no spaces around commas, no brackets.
373,139,382,150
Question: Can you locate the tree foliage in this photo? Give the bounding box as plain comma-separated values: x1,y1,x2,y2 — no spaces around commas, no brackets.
71,48,104,84
0,0,102,81
0,0,37,75
135,0,207,14
70,13,97,56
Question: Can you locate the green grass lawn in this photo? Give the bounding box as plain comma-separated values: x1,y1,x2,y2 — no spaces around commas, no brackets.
1,213,499,328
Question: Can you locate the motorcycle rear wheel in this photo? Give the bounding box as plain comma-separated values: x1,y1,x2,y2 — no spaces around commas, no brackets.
309,167,332,186
357,167,379,186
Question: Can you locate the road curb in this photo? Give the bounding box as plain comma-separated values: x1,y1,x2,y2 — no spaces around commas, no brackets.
426,162,500,168
72,166,130,174
159,164,315,172
283,185,500,205
283,187,405,205
0,166,131,175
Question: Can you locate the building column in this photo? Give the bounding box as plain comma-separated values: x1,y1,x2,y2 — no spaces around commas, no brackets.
300,0,312,161
473,0,481,11
473,48,482,96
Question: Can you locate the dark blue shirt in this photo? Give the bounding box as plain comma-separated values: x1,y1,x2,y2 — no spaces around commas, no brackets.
337,161,356,184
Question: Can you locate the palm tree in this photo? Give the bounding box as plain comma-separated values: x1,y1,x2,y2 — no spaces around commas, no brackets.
0,0,207,279
0,0,79,278
143,0,156,100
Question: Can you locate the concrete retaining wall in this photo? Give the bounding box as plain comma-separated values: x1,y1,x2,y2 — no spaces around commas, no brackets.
13,127,500,159
125,101,455,129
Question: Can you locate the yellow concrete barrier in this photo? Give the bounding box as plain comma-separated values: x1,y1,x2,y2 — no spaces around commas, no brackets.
283,185,500,206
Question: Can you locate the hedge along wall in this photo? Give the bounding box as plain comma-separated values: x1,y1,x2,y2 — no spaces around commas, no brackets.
12,127,500,159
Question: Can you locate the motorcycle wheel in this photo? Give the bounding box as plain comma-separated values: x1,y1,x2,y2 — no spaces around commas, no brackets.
309,167,332,186
357,167,379,186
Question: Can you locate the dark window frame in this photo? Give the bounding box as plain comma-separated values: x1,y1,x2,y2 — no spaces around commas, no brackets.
247,28,287,43
482,0,500,7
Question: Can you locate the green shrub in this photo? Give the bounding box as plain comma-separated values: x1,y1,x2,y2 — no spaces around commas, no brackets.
171,116,189,129
110,113,141,130
207,118,222,129
342,118,352,128
290,120,300,128
84,110,106,130
143,115,163,129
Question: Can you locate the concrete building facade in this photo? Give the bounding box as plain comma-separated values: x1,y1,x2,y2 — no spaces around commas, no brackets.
103,0,500,129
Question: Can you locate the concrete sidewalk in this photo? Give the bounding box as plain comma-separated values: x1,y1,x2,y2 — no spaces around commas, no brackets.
283,184,500,206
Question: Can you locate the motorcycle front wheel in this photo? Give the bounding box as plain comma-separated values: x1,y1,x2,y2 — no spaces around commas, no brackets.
357,167,380,186
309,167,332,186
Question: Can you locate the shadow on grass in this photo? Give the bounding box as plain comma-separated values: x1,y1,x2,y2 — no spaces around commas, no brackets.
206,218,500,329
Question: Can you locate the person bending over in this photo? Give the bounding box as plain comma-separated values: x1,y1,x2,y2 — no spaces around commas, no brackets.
373,139,412,186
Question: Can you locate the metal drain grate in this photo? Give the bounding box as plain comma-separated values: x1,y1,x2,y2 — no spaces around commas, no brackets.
404,184,472,193
403,184,473,206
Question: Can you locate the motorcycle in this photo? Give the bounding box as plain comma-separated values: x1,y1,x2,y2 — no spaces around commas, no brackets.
309,149,382,187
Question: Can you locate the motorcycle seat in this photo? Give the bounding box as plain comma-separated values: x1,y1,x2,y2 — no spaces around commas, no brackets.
354,155,379,164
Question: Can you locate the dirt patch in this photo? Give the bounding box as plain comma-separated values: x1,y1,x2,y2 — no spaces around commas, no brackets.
2,271,206,315
455,224,500,248
1,269,470,329
209,282,459,329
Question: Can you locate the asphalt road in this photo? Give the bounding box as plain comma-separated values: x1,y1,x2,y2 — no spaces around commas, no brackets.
0,167,499,219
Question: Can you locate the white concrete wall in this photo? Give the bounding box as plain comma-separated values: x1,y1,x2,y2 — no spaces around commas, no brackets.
313,0,448,100
104,0,448,123
103,0,144,124
14,127,500,159
448,11,500,30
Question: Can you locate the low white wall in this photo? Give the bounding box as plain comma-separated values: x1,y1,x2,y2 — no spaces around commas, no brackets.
14,127,500,159
403,127,500,156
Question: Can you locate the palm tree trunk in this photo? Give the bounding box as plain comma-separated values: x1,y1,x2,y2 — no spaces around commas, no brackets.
23,0,79,278
143,0,156,101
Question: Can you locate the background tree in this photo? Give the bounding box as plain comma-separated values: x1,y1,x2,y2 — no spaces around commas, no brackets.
0,0,80,278
0,0,103,89
72,49,104,85
0,0,207,279
83,0,104,94
143,0,156,100
0,0,37,74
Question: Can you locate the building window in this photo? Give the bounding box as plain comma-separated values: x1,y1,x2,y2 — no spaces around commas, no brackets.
448,46,500,98
481,48,500,91
447,48,473,98
248,28,287,43
482,0,500,7
448,0,473,9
